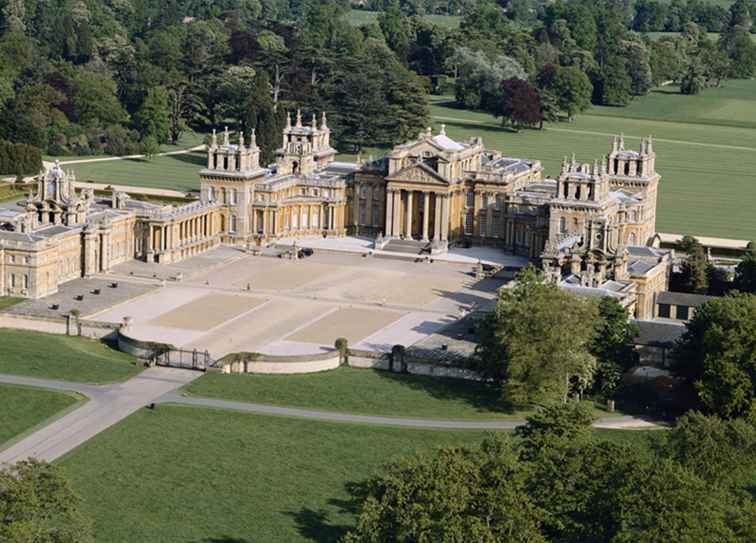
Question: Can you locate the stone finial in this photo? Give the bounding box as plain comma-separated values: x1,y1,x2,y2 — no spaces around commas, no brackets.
211,129,217,148
239,131,246,150
250,128,257,148
647,135,654,154
296,109,302,128
356,152,363,165
601,156,608,173
425,126,432,137
571,153,576,169
439,124,446,136
593,159,599,174
619,133,625,150
223,126,230,146
561,156,568,173
311,113,317,129
320,111,328,130
612,135,618,153
286,111,292,129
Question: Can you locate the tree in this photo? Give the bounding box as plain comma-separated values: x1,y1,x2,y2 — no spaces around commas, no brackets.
0,459,93,542
134,86,170,144
676,235,709,293
591,297,639,398
734,242,756,293
495,78,543,130
549,66,593,120
343,436,546,543
661,411,756,489
1,0,26,34
674,293,756,418
244,71,280,166
447,47,525,111
515,402,595,460
378,0,412,62
474,266,599,405
141,136,159,161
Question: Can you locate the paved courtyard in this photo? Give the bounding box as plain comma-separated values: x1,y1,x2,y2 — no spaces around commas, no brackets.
88,250,512,358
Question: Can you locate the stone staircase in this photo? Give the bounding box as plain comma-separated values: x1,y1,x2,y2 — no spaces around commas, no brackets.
381,238,431,255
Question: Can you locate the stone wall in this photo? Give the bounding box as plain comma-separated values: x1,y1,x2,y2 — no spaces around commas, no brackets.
220,350,341,374
0,313,117,339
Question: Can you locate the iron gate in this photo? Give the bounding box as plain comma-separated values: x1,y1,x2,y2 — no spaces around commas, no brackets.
153,349,215,371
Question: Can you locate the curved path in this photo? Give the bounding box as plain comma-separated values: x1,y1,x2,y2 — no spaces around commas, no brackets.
0,371,659,464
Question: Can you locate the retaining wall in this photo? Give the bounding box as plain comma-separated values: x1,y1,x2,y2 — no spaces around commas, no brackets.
221,350,341,374
117,329,175,359
0,314,117,339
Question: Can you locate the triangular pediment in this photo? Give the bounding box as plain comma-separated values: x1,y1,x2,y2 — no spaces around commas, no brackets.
386,163,449,186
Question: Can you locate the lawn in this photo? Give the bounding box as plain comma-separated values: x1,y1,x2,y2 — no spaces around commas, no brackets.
71,152,205,192
428,83,756,240
345,8,460,29
0,329,141,383
58,404,655,543
0,384,82,447
185,367,617,420
0,182,25,202
0,296,24,311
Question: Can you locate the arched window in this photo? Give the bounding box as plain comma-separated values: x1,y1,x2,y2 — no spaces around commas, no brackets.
629,232,637,245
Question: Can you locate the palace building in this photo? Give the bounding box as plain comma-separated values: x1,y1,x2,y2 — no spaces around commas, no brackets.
0,115,670,319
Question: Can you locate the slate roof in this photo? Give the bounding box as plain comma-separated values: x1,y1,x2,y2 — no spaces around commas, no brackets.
656,291,714,307
633,320,685,347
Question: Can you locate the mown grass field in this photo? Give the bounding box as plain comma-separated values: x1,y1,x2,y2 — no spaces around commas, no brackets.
430,79,756,240
59,404,656,543
0,384,81,447
345,8,460,29
71,152,206,192
0,329,140,383
186,367,617,420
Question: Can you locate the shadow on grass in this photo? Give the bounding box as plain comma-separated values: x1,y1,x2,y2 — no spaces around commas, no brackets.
170,152,208,167
373,369,517,416
190,538,253,542
285,508,352,542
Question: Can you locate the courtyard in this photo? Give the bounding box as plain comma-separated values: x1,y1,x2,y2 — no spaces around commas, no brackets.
84,245,516,359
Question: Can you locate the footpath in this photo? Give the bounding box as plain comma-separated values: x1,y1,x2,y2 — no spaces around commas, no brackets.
1,371,659,465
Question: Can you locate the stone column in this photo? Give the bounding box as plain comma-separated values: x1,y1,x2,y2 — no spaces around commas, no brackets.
405,190,413,238
353,186,360,228
422,191,430,241
433,193,441,241
441,195,450,241
330,206,335,230
392,190,401,237
366,185,373,226
263,209,269,235
486,194,494,238
385,189,394,236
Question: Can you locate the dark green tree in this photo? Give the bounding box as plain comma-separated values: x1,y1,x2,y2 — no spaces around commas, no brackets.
244,71,281,166
674,293,756,418
134,86,170,144
343,436,546,543
474,266,599,405
0,459,93,542
591,297,639,398
549,66,593,120
734,242,756,293
676,235,709,294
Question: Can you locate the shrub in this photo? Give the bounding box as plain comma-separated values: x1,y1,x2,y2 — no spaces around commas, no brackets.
0,139,42,175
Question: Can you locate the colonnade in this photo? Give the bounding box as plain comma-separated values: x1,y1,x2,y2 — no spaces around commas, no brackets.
385,188,449,242
147,213,217,253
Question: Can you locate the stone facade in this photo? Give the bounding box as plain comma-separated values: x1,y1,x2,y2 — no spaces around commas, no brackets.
1,121,669,319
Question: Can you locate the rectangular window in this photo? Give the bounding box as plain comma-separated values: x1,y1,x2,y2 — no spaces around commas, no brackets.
466,191,474,208
229,216,237,233
495,195,502,210
10,274,16,288
229,189,237,205
676,305,690,321
464,212,474,235
658,304,671,319
359,206,366,225
23,274,28,289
